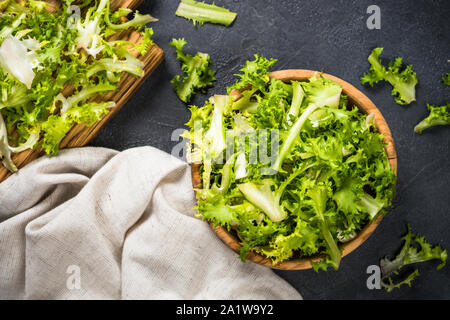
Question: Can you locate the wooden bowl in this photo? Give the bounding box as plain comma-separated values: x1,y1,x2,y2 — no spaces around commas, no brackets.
191,69,397,270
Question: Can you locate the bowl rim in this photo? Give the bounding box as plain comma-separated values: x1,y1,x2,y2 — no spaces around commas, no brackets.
190,69,397,270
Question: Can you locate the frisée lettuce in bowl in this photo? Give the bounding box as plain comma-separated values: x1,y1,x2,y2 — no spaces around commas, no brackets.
183,54,397,271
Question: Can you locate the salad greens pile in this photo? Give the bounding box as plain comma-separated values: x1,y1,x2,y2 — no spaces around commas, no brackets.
0,0,155,172
361,48,418,105
170,38,216,103
380,224,447,292
183,54,396,270
175,0,237,27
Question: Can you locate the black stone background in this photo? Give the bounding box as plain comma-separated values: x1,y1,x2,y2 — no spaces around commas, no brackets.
91,0,450,299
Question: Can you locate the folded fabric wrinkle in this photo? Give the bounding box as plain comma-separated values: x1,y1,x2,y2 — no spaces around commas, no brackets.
0,146,301,300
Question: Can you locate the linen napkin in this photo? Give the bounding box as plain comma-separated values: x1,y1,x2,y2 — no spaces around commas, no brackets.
0,146,301,300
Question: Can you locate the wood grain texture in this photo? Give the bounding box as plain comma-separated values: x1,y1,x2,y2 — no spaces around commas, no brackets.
0,0,164,182
192,70,398,270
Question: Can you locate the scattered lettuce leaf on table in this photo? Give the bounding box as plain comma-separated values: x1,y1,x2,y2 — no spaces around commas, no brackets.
380,223,447,292
361,47,418,105
175,0,237,27
414,103,450,134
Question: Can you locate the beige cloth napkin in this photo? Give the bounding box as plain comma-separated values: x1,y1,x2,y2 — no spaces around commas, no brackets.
0,146,301,300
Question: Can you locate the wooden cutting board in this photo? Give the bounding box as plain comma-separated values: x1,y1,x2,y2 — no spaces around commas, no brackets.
0,0,164,182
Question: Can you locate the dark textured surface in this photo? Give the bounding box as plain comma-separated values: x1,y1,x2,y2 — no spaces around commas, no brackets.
91,0,450,299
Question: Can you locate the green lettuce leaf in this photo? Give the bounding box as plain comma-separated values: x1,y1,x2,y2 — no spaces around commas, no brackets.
175,0,237,27
414,103,450,134
170,38,216,103
361,48,418,105
380,224,447,292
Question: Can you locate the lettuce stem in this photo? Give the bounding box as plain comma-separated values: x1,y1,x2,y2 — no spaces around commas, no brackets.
175,0,237,27
273,103,319,172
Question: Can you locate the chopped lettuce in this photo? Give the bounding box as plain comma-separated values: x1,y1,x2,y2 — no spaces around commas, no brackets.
0,0,155,172
307,183,342,270
183,54,396,269
0,35,39,89
272,74,342,172
228,54,276,94
175,0,237,27
0,112,18,172
202,94,232,160
238,180,287,222
170,38,216,103
361,48,418,105
286,81,305,126
272,102,319,172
